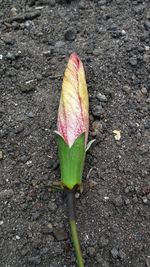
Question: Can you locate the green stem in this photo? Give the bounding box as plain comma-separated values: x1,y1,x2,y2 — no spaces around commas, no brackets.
69,219,84,267
66,189,84,267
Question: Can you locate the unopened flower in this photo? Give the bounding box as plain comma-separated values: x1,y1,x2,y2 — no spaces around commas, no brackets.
57,53,89,147
57,53,89,189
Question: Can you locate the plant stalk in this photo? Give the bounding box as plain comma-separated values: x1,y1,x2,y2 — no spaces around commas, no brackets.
66,189,84,267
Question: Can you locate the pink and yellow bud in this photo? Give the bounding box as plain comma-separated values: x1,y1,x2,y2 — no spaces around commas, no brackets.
57,53,89,148
57,53,89,189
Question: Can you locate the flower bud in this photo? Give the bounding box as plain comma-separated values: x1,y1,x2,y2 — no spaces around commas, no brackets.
57,53,89,189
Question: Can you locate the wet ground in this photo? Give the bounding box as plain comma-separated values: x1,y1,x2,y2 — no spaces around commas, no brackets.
0,0,150,266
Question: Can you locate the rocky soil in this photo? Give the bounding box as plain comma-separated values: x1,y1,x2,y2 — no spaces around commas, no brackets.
0,0,150,266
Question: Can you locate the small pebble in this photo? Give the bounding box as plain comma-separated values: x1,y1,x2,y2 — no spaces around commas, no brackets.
122,85,131,93
134,4,145,15
6,52,16,60
47,223,53,230
118,249,126,260
92,120,103,131
54,41,66,54
129,56,138,66
143,54,149,63
93,48,103,56
121,29,126,35
87,246,96,257
98,0,107,5
26,111,34,118
0,220,4,225
0,151,3,160
28,256,41,265
14,125,24,134
10,7,17,16
55,41,65,49
147,194,150,201
92,121,103,134
4,37,15,45
124,198,130,205
49,0,56,6
140,31,149,41
0,55,3,60
145,46,150,51
113,195,123,207
138,45,145,53
141,87,147,94
142,196,148,204
144,21,150,30
53,228,68,241
31,211,40,221
97,93,107,102
15,235,20,240
52,243,63,255
96,254,110,266
0,189,14,200
24,20,35,29
11,21,19,30
42,50,52,56
48,201,57,212
99,236,109,248
133,196,138,203
111,247,119,259
104,88,113,97
108,23,122,38
36,74,42,81
75,192,80,199
42,223,53,234
20,247,29,256
20,80,36,92
92,105,104,117
111,224,119,233
64,28,76,41
146,10,150,19
113,130,121,141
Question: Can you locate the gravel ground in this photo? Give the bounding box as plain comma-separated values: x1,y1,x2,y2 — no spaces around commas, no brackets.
0,0,150,266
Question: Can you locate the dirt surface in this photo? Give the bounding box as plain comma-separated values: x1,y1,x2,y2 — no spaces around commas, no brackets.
0,0,150,266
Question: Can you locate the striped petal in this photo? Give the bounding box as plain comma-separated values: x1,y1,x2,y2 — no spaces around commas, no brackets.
57,53,89,147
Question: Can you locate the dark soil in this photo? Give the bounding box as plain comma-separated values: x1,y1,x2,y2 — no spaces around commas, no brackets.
0,0,150,266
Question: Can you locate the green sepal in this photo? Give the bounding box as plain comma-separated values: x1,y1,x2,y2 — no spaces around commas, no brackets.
86,139,96,152
57,133,85,190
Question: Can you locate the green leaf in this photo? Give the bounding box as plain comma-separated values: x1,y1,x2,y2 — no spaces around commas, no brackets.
57,133,85,189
